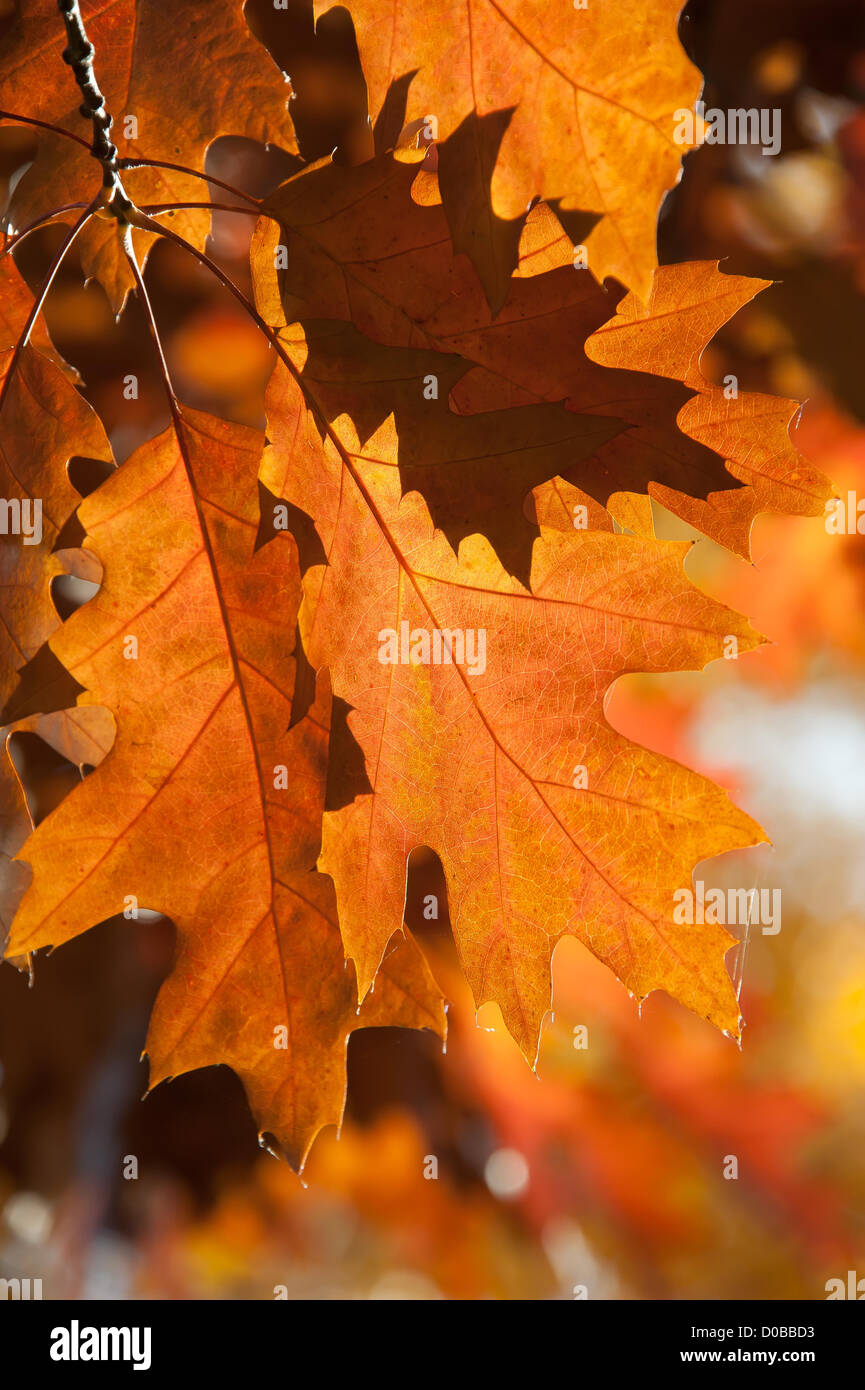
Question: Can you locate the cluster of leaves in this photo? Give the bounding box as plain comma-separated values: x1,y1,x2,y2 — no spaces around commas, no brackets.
0,0,834,1168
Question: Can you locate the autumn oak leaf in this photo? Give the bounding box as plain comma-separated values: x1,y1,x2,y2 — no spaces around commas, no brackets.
4,407,444,1168
253,155,832,558
315,0,704,303
262,344,768,1061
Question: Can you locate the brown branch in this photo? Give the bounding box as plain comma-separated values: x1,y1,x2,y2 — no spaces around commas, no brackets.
141,202,259,217
1,203,89,257
121,158,262,209
57,0,132,215
0,109,91,149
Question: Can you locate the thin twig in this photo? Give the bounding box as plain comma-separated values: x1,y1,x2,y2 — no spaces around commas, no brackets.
133,213,280,347
121,228,178,404
1,203,88,258
0,204,95,416
141,202,259,217
121,158,262,208
0,109,91,149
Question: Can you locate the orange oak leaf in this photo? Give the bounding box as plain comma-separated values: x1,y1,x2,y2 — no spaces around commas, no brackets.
315,0,702,303
253,156,831,557
261,341,767,1062
584,261,835,555
1,248,112,935
0,253,112,711
0,0,299,312
3,406,444,1168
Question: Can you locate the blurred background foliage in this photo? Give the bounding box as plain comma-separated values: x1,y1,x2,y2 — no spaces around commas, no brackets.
1,0,864,1299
